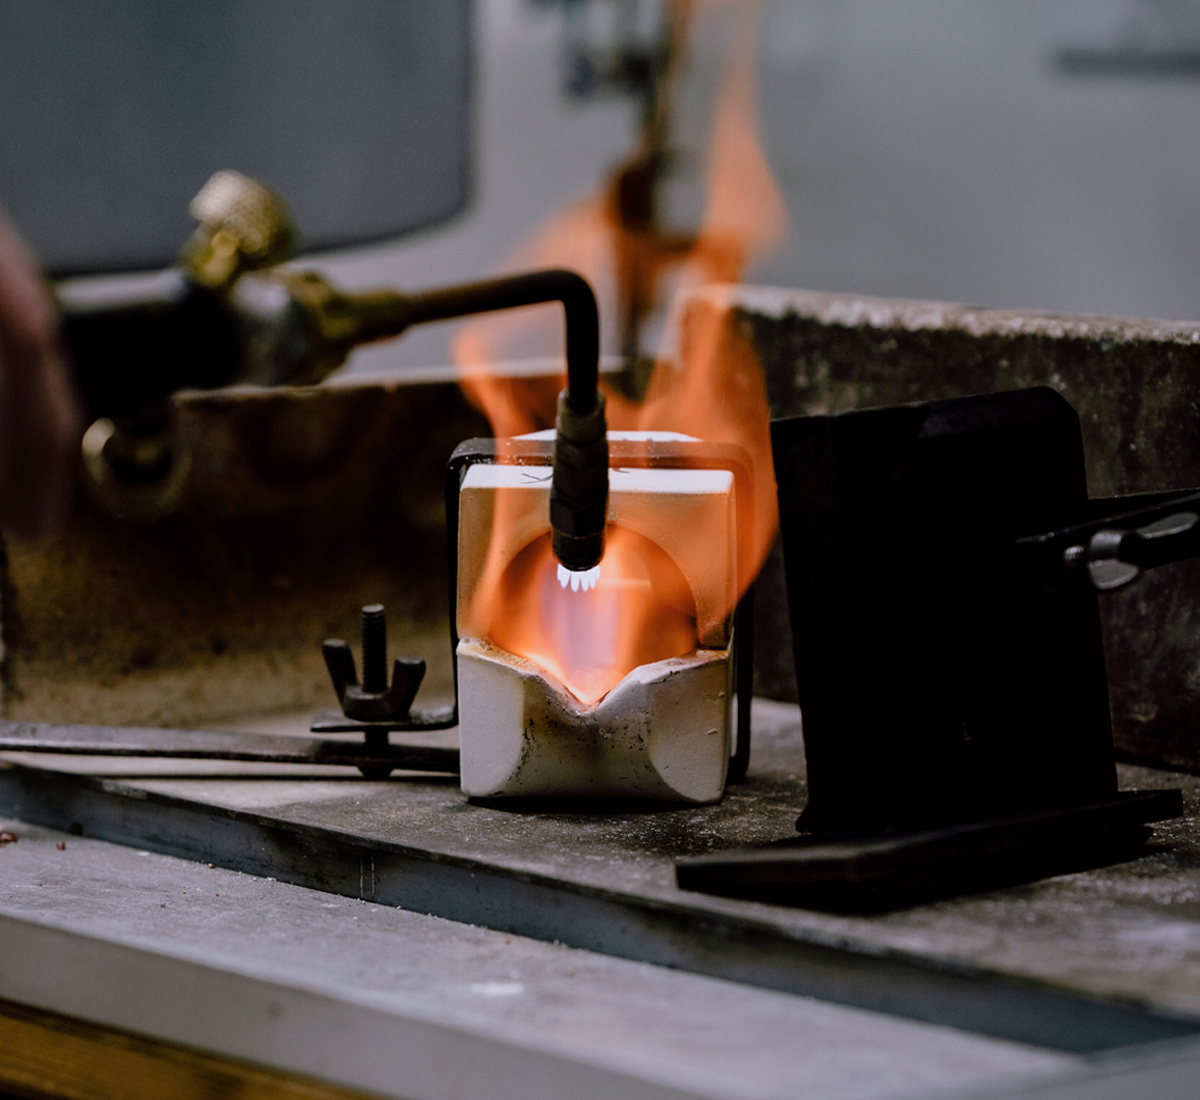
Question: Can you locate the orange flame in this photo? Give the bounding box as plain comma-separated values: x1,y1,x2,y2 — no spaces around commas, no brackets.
456,0,785,705
487,526,698,706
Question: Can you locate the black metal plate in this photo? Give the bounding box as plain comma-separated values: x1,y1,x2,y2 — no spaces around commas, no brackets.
675,790,1184,913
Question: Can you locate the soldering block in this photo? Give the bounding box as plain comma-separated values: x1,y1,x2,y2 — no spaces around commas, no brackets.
454,432,739,801
457,636,733,802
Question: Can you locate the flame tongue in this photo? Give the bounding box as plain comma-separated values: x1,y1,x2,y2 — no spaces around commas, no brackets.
489,527,697,707
455,1,784,700
558,563,600,592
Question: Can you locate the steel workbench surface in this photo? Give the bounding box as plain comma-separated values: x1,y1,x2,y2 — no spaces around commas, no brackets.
2,701,1200,1099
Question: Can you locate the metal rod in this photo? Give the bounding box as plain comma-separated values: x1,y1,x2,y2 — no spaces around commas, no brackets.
398,269,600,414
347,268,609,572
0,721,458,775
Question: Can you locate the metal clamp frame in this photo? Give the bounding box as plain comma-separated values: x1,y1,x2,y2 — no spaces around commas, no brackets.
445,435,757,783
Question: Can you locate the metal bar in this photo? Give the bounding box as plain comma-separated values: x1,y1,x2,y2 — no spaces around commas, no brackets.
676,790,1183,911
308,707,457,734
1021,487,1200,586
0,722,458,774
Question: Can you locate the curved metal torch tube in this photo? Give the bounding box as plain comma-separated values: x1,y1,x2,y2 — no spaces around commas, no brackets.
60,262,609,563
389,269,608,572
397,269,601,414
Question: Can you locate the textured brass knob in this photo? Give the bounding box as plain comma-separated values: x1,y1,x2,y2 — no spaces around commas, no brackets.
179,170,295,290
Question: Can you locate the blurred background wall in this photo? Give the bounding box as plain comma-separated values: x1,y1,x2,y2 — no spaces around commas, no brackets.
325,0,1200,373
7,0,1200,368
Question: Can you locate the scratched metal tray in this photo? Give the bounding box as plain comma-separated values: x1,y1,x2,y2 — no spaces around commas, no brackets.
2,702,1199,1057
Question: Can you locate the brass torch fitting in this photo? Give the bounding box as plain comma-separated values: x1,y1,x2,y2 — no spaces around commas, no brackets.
180,170,295,291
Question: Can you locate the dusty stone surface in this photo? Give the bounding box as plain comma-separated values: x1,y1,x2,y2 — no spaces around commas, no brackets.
0,373,490,728
0,818,1080,1100
714,284,1200,501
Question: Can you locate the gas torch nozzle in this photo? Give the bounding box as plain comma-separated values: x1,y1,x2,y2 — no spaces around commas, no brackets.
287,269,612,574
550,388,608,573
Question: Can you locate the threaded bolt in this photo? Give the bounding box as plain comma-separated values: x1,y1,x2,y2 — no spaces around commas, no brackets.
360,604,388,693
1062,544,1086,570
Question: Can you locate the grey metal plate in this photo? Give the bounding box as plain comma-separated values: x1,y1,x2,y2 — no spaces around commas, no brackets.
3,702,1200,1057
0,820,1093,1100
0,0,472,274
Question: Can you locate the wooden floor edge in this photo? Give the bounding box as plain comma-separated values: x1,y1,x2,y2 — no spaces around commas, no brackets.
0,996,395,1100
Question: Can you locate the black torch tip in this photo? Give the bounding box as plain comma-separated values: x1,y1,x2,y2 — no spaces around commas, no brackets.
552,529,605,573
550,387,608,574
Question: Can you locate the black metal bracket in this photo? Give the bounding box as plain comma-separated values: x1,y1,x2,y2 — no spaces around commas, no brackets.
677,388,1187,910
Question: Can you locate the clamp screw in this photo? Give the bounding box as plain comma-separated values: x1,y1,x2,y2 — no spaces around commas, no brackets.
1062,544,1086,569
180,169,295,290
323,604,426,724
360,604,388,693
